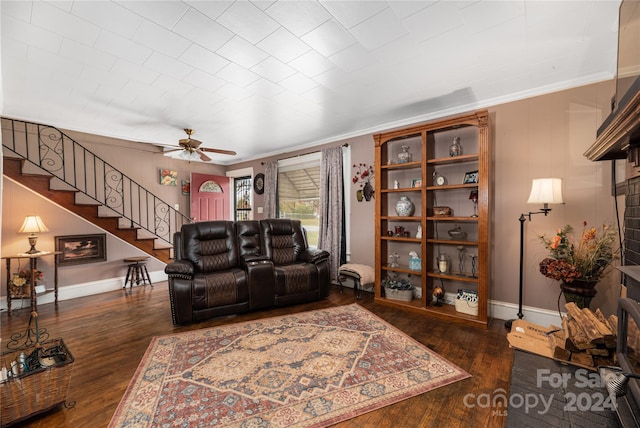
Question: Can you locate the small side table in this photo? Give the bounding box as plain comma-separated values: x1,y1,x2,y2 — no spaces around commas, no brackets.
123,256,152,289
2,251,61,314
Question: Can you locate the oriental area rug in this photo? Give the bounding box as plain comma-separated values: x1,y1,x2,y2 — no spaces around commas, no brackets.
109,304,470,427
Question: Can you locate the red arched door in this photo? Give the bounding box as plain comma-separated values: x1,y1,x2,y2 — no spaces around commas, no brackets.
190,173,230,221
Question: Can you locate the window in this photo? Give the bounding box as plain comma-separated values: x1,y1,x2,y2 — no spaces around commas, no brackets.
278,152,321,246
234,176,252,221
227,167,253,221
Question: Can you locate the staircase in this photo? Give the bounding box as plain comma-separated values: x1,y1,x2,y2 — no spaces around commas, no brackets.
2,118,191,264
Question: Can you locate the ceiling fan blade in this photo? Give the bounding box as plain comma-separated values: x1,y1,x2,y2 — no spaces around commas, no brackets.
197,149,212,162
200,147,237,156
161,148,181,155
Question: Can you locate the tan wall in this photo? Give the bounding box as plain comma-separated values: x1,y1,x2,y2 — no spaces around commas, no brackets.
2,79,624,316
490,81,622,317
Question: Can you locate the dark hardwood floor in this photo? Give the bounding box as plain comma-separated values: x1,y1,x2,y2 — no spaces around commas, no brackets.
1,283,513,427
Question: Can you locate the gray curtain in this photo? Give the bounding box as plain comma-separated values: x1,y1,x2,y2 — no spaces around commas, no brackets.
264,161,278,218
318,146,345,281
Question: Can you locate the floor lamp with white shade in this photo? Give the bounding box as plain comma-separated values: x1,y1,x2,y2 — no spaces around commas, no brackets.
505,178,564,330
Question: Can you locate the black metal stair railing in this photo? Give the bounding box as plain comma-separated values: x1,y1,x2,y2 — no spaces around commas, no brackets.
1,117,191,246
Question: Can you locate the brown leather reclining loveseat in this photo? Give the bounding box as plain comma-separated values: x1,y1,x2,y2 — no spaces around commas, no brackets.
165,218,330,325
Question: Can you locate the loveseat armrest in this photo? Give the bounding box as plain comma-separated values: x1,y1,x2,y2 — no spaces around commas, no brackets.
240,255,276,310
165,261,195,325
302,248,330,264
164,260,194,276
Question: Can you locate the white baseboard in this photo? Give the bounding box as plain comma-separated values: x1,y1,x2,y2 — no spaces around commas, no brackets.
0,270,168,311
3,273,563,327
489,298,563,327
339,281,563,327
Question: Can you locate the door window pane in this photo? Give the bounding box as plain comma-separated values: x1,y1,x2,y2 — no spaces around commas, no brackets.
235,176,252,221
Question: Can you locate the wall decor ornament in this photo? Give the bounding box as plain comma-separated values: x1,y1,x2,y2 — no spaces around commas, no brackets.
253,173,265,194
395,196,415,216
352,163,374,202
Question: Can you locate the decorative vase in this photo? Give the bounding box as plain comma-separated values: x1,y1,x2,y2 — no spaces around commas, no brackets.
397,145,413,163
561,279,598,309
395,196,415,216
449,136,462,157
363,181,374,201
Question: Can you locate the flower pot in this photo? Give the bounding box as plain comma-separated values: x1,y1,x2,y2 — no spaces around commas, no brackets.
561,280,598,309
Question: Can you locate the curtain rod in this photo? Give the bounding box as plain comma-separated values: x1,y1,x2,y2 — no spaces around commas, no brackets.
261,143,349,165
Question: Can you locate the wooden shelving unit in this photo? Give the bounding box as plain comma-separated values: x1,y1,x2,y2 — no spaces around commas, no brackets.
373,110,490,328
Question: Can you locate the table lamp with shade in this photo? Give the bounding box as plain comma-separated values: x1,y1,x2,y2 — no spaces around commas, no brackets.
18,215,49,254
505,178,564,330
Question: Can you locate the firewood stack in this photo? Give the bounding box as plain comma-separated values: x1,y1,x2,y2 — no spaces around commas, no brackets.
548,302,618,368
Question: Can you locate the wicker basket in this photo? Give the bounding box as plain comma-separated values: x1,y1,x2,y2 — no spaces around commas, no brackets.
385,287,413,302
0,338,74,426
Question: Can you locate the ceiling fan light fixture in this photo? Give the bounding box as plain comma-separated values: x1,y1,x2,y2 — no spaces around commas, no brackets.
165,150,201,161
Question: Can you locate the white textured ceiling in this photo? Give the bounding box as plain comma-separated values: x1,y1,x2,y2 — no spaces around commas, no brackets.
0,1,621,163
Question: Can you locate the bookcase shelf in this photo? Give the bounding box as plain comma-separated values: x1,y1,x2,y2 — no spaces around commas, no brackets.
373,110,490,328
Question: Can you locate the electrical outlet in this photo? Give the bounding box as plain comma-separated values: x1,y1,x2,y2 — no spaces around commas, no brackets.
174,204,179,210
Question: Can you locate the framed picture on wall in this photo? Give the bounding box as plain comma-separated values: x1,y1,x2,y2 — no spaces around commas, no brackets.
159,169,178,186
181,180,190,195
56,234,107,266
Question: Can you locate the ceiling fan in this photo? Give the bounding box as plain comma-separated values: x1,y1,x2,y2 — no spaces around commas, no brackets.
162,129,236,162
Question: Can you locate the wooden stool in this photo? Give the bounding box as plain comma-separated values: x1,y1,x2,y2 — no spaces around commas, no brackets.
123,256,152,289
338,264,374,300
